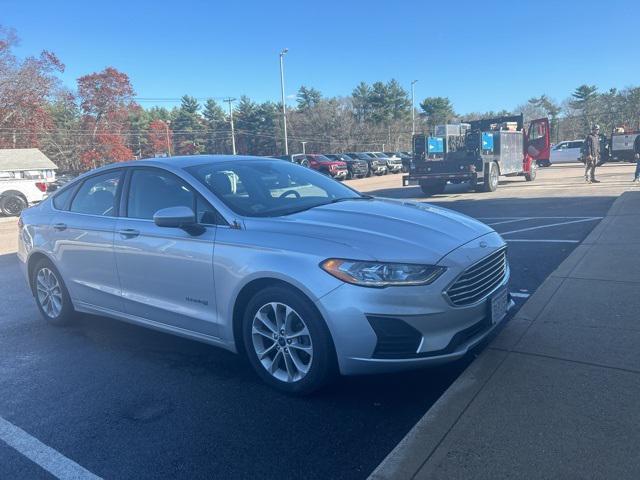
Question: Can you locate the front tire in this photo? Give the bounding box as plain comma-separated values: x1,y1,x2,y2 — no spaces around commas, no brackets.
525,161,537,182
242,286,336,394
32,258,75,325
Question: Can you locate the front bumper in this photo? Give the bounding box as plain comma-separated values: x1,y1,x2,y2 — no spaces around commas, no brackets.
315,232,511,375
387,163,402,173
331,169,348,179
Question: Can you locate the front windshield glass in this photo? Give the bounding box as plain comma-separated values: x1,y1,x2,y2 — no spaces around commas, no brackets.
186,160,363,217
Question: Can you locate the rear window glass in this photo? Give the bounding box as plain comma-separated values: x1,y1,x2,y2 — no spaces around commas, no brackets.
70,170,121,216
52,186,75,210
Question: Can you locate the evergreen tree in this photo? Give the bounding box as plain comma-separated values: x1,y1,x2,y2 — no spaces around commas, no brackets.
171,95,205,155
297,86,322,111
203,99,227,153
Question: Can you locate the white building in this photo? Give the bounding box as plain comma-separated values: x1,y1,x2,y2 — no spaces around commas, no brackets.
0,148,58,181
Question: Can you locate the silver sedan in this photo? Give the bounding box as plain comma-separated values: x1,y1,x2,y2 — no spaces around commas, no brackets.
17,156,512,394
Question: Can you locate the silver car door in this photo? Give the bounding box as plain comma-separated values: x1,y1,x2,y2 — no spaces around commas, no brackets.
113,167,218,337
49,169,124,312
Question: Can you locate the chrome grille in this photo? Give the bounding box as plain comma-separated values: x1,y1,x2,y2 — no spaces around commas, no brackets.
446,247,507,306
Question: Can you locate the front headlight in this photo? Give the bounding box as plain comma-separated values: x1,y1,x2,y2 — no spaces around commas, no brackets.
320,259,446,287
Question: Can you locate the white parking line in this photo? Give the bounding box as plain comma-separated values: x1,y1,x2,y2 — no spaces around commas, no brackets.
500,217,602,236
0,416,101,480
510,292,531,299
485,218,534,226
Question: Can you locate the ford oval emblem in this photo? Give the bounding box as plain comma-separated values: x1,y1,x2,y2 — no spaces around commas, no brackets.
479,241,488,248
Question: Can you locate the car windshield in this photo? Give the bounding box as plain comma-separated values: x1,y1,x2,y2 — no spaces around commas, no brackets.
186,159,364,217
374,153,389,158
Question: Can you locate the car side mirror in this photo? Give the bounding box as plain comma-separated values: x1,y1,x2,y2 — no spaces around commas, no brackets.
153,206,197,228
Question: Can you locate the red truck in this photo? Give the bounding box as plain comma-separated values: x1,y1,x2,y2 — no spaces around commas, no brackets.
305,154,348,180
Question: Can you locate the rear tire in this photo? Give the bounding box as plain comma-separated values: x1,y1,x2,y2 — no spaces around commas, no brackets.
482,162,499,192
242,286,336,395
31,258,76,325
0,194,28,216
420,181,446,196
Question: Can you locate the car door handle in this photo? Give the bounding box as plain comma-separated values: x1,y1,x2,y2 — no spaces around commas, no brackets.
53,223,67,231
118,228,140,238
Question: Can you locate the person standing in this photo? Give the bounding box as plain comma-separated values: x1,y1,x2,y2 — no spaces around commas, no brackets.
584,125,601,183
634,133,640,183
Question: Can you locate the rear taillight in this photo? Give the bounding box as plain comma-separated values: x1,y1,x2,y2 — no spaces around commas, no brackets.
35,182,47,192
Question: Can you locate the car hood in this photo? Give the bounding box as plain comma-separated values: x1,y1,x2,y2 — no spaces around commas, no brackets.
246,198,494,264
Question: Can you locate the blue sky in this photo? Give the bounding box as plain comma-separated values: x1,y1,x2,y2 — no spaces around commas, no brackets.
3,0,639,113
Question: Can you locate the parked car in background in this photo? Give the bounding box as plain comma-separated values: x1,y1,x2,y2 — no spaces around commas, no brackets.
19,155,512,394
0,178,50,216
384,151,413,172
548,140,584,165
368,152,402,173
274,154,310,167
305,154,348,180
47,172,79,193
324,154,368,179
344,152,387,176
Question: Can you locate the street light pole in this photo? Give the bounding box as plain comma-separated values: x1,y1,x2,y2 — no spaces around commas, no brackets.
411,80,418,137
279,48,289,155
224,97,237,155
164,120,172,157
301,141,307,154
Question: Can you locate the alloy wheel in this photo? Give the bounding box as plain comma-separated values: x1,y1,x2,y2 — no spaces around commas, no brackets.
36,267,63,318
251,302,313,383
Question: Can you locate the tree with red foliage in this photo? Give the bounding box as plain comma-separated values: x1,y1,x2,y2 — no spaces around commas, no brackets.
147,119,172,156
0,26,64,149
77,67,135,167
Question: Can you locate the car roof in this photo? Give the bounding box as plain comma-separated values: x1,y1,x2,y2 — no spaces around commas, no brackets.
69,155,278,182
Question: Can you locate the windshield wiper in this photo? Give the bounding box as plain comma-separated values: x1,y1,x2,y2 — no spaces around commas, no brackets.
329,195,373,203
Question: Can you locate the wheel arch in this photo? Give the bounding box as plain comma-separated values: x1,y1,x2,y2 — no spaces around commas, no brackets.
26,251,55,295
0,189,28,203
231,277,337,362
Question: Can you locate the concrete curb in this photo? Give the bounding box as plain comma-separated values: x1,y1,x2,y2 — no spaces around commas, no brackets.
369,192,629,480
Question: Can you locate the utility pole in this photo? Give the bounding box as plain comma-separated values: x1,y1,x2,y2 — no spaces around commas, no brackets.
224,97,237,155
279,48,289,155
411,80,418,137
164,120,172,156
301,141,307,154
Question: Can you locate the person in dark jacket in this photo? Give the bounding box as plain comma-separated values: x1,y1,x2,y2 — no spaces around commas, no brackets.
584,124,601,183
634,134,640,183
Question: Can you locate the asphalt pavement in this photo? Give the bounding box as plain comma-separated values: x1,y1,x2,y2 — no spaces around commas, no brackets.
0,163,635,479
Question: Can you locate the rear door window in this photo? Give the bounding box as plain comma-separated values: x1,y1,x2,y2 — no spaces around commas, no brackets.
70,170,122,216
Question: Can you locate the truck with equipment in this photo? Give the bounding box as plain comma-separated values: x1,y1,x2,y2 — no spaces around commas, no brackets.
403,115,550,195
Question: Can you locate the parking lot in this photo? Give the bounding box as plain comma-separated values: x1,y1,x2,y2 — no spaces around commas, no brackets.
0,162,636,480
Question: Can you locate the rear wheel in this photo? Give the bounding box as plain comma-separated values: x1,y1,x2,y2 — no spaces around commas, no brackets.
242,286,336,394
419,181,446,196
0,194,27,216
31,258,75,325
483,162,499,192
